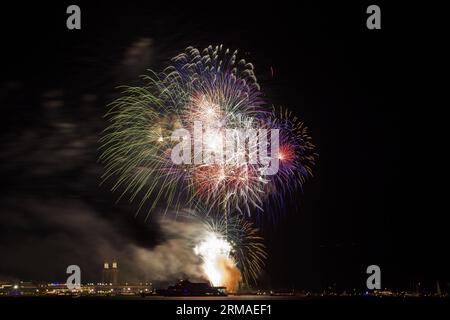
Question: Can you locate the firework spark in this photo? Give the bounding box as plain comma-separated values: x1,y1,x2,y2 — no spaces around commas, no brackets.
100,45,316,219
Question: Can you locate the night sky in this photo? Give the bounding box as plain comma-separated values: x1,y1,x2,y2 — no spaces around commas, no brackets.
0,2,446,292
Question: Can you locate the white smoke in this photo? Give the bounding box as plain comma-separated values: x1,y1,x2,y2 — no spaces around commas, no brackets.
0,199,209,284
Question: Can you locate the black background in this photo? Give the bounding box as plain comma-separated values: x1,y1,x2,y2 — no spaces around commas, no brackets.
0,0,447,296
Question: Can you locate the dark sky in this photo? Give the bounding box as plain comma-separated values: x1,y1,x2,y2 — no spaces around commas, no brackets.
0,2,446,291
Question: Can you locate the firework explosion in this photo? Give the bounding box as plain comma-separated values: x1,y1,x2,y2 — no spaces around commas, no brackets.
191,210,267,288
100,45,316,289
194,233,238,290
100,45,316,217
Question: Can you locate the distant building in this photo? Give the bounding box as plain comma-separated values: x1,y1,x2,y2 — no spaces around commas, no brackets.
102,260,119,285
1,263,153,297
111,261,119,285
0,281,45,296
